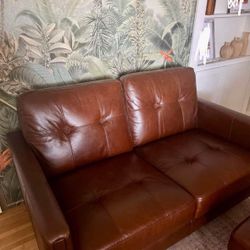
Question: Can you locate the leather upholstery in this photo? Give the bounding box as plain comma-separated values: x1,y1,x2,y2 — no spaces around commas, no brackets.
121,67,197,146
229,216,250,250
198,99,250,150
51,152,195,250
17,80,133,177
135,129,250,218
7,131,73,250
8,67,250,250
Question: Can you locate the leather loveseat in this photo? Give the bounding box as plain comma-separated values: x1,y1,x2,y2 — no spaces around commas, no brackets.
8,67,250,250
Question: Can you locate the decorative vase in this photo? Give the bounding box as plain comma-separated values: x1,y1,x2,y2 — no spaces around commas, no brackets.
220,42,234,59
231,37,243,58
206,0,216,15
240,32,250,56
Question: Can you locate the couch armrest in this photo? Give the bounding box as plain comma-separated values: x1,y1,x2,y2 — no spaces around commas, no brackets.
198,99,250,150
7,131,73,250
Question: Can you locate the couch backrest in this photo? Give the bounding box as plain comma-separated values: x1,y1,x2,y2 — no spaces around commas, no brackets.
120,67,198,146
17,80,133,177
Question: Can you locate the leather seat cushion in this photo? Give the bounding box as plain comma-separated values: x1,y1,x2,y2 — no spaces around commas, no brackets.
135,129,250,219
51,153,196,250
229,216,250,250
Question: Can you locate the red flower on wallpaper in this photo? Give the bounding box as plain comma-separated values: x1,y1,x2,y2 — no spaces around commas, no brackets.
160,50,174,63
0,148,12,172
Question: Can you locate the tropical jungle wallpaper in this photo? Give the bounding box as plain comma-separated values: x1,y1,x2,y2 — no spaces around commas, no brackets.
0,0,197,210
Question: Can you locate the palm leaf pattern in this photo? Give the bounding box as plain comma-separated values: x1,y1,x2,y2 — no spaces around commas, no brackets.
0,0,197,209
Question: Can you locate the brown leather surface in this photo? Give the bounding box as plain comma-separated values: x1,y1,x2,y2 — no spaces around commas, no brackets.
121,67,198,146
198,99,250,150
135,129,250,218
51,152,196,250
7,131,73,250
229,217,250,250
11,67,250,250
17,80,133,177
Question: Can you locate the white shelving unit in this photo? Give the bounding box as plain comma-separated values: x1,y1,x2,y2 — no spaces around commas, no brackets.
196,55,250,72
205,13,250,18
189,1,250,115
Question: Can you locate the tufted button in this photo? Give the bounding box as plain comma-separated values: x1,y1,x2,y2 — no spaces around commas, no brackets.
63,124,74,136
154,102,162,109
206,144,222,151
178,96,185,102
185,157,196,164
99,117,108,126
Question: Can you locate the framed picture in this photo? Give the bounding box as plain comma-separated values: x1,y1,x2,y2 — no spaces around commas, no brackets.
229,0,250,14
207,19,215,61
198,19,215,65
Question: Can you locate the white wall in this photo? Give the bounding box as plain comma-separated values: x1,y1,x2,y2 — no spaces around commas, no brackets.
196,61,250,113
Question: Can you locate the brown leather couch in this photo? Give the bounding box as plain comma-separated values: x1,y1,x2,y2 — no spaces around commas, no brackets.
8,67,250,250
229,216,250,249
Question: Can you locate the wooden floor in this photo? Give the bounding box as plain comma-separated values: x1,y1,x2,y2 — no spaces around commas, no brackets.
0,203,38,250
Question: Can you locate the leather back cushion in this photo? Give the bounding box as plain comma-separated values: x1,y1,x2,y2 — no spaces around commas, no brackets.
17,80,133,177
121,67,198,146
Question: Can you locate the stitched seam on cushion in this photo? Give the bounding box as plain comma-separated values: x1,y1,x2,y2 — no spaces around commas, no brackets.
151,81,161,139
74,91,123,128
119,82,134,148
106,205,192,250
95,91,110,155
74,90,84,111
106,203,192,250
60,105,76,169
174,72,185,131
98,197,124,236
102,124,111,156
123,86,138,145
63,190,97,215
140,181,172,213
134,151,199,203
167,160,210,199
135,146,198,205
56,114,124,130
63,168,193,215
95,95,111,155
64,179,143,215
128,101,181,112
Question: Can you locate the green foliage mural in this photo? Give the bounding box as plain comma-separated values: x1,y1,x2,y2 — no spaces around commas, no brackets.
0,0,197,209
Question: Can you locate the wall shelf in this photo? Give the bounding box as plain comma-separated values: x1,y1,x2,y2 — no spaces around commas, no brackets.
190,0,250,115
196,55,250,72
205,12,250,19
